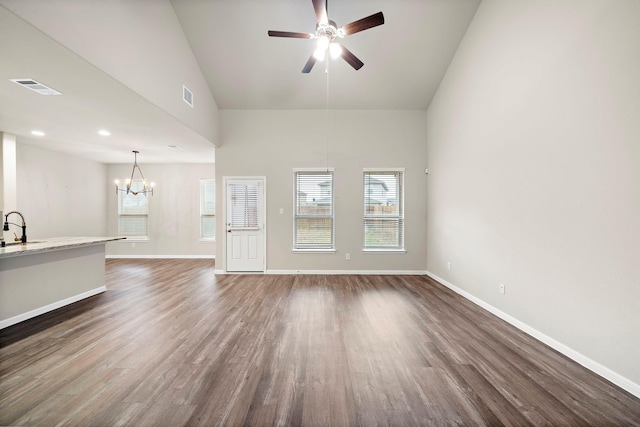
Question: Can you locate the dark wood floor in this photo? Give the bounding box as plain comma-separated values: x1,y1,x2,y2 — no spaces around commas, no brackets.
1,259,639,426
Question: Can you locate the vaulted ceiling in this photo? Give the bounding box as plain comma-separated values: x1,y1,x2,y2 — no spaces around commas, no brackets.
0,0,481,163
171,0,481,110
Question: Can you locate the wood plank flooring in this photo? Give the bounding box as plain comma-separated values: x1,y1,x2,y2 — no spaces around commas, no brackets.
1,259,639,426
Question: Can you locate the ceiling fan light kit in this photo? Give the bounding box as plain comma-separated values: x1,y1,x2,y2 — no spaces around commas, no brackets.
268,0,384,73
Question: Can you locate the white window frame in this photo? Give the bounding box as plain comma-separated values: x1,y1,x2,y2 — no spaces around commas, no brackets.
117,180,149,240
200,179,216,241
292,168,335,252
363,168,405,252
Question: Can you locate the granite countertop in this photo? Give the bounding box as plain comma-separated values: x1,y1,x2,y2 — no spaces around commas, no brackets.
0,237,125,259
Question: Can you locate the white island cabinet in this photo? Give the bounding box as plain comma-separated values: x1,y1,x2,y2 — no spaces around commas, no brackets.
0,237,124,329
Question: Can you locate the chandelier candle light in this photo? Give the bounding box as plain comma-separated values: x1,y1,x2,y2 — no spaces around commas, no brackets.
114,150,155,196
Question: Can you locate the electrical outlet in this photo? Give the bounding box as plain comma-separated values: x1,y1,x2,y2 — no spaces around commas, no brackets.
132,242,136,248
447,262,451,270
499,283,505,294
346,253,351,260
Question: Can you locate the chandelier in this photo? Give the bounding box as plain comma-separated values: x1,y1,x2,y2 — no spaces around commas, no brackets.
114,150,154,196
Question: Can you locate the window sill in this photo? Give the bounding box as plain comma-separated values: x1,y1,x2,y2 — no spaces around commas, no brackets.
292,248,336,254
199,238,216,243
362,248,406,254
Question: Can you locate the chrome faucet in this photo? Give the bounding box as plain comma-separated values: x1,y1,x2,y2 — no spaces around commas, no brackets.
3,211,27,244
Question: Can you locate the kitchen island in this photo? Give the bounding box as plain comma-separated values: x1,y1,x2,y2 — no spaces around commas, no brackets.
0,237,124,329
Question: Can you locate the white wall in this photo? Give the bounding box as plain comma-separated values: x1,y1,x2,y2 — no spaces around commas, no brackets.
216,110,428,273
15,143,107,239
1,132,17,215
0,0,219,144
6,142,215,257
427,0,640,392
106,163,215,258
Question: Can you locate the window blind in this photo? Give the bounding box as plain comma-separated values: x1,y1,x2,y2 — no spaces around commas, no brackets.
229,182,259,229
363,170,404,249
200,179,215,239
293,170,334,249
119,215,148,236
118,181,149,237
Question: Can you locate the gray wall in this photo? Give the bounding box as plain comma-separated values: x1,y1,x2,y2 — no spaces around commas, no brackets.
106,163,215,258
427,0,640,389
16,143,107,238
216,110,428,273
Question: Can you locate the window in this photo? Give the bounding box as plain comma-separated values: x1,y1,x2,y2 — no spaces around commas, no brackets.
363,169,404,250
293,168,334,250
200,179,215,240
118,181,149,238
228,181,260,228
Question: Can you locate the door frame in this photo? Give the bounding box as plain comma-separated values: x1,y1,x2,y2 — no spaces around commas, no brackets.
222,176,267,273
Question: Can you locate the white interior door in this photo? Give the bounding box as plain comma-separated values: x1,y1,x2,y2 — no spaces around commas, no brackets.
225,178,265,272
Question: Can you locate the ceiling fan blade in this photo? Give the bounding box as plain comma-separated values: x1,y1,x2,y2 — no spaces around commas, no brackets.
268,30,312,39
302,54,318,73
342,11,385,36
340,46,364,70
312,0,328,24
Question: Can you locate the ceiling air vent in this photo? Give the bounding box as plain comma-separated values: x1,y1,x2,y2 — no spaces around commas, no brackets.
10,78,62,95
183,85,193,108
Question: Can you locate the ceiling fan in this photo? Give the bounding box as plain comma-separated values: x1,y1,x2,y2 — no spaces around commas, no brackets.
268,0,384,73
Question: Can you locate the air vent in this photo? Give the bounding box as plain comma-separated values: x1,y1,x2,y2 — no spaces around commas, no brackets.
183,85,193,107
10,78,62,95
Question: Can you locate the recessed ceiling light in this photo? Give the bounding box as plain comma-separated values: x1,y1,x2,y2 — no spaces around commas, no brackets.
31,130,45,136
98,129,111,136
168,145,184,151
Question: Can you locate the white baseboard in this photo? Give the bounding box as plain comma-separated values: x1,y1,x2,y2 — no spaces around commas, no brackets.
106,255,215,259
425,271,640,399
267,269,428,275
0,286,106,330
216,269,428,275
